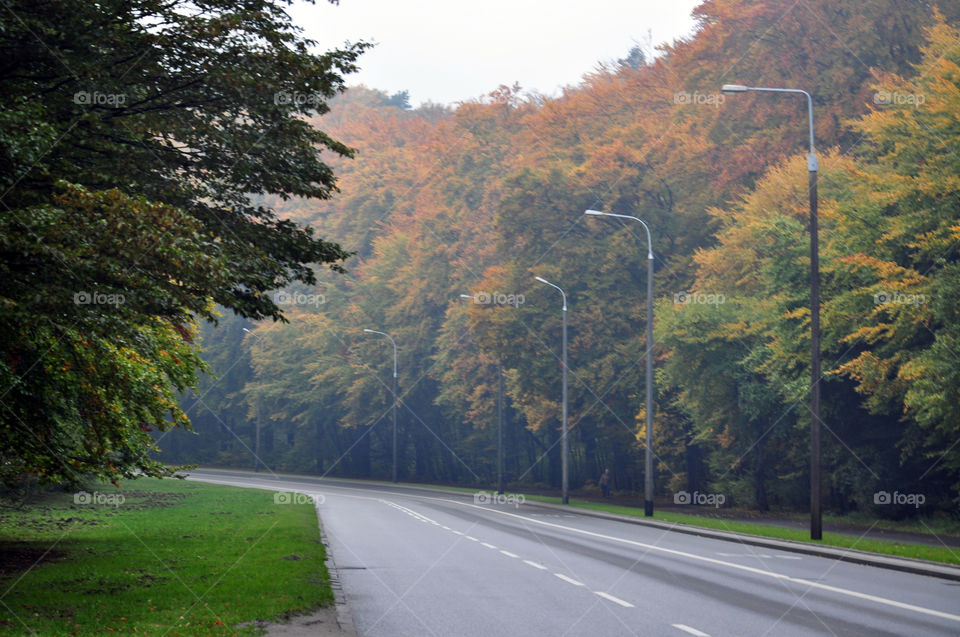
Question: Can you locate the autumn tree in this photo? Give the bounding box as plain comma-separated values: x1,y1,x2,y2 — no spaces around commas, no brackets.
0,0,365,486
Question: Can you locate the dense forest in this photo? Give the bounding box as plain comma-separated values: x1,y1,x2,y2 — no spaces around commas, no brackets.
159,0,960,518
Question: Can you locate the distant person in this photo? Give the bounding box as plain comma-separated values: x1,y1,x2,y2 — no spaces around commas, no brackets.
599,469,611,498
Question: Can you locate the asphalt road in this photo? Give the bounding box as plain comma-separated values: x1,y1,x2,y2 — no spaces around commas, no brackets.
186,469,960,636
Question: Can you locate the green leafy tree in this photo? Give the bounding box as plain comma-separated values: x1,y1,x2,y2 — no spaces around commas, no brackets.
0,0,366,486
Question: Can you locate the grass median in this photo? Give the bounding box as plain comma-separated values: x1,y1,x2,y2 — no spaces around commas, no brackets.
0,478,330,636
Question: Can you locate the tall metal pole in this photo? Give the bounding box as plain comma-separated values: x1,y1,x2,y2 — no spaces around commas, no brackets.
243,328,263,473
363,328,399,483
808,148,821,540
254,393,261,472
535,277,569,504
720,84,821,539
561,299,569,505
497,360,504,495
584,210,655,516
645,249,655,516
392,361,398,484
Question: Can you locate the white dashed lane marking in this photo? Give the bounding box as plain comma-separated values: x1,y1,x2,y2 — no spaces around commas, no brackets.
554,573,585,586
384,498,639,613
594,591,635,608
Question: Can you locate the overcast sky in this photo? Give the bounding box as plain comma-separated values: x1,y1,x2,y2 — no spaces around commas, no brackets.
289,0,703,106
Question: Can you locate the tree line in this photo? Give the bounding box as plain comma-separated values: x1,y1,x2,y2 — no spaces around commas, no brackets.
161,1,960,518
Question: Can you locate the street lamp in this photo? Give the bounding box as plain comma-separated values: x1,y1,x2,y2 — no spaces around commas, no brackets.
721,83,822,540
364,328,398,483
460,294,505,495
242,327,262,472
584,209,656,517
534,276,569,505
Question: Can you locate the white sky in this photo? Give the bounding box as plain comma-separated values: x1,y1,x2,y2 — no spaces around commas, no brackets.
289,0,703,106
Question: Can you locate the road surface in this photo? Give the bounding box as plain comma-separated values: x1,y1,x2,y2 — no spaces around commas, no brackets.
187,469,960,636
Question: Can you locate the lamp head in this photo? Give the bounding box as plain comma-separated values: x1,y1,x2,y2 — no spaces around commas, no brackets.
534,276,548,284
584,209,605,216
363,328,374,333
722,84,748,93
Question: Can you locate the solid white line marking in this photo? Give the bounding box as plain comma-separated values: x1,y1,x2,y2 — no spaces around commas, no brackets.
523,560,548,570
718,552,801,561
554,573,585,586
594,591,634,607
481,542,497,549
500,550,519,558
672,624,710,636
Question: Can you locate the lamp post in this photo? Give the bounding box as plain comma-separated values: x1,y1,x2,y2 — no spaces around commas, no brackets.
584,210,656,516
364,328,398,483
242,328,262,472
721,83,821,540
460,294,505,495
534,276,568,505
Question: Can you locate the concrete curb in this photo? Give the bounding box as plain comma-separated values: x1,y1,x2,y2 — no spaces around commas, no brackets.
315,502,358,636
516,498,960,582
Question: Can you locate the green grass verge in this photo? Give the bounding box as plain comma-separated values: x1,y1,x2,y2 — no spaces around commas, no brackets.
0,478,330,636
517,496,960,566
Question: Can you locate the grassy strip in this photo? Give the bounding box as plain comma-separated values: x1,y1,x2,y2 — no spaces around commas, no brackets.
0,478,329,636
517,495,960,566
